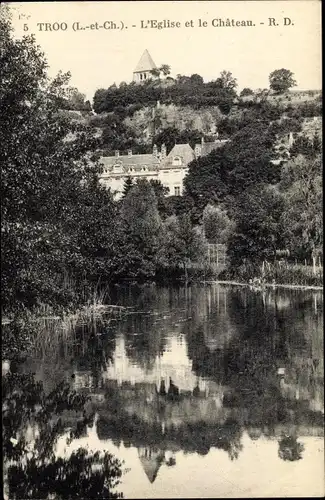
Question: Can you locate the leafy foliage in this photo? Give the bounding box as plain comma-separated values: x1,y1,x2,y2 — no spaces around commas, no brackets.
202,205,235,244
160,214,207,280
116,180,163,280
227,185,286,267
184,120,280,221
269,69,297,94
93,71,238,115
279,155,323,262
0,15,123,312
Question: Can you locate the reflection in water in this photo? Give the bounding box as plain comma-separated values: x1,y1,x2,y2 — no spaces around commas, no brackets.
3,285,324,497
2,373,123,499
278,435,305,461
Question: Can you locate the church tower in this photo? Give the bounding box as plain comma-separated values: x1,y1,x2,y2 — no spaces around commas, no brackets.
133,49,158,84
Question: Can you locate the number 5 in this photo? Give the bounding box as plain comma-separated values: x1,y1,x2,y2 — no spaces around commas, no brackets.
23,24,28,31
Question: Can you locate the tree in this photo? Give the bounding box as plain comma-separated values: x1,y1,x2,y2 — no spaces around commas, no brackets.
184,120,280,222
122,177,134,197
278,435,304,461
227,185,286,268
190,74,204,85
269,68,297,94
240,88,254,97
215,71,238,92
149,179,170,219
117,180,162,280
150,68,161,78
161,214,207,282
93,88,109,114
0,12,117,312
154,127,204,155
160,64,171,76
202,205,235,244
279,155,322,270
64,87,90,111
290,133,322,159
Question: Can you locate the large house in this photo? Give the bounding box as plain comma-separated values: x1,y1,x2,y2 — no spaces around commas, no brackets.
99,138,228,199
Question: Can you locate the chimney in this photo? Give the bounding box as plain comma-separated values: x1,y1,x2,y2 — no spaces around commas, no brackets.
153,144,158,158
161,143,166,159
201,137,205,145
195,144,201,157
128,149,132,157
115,150,119,157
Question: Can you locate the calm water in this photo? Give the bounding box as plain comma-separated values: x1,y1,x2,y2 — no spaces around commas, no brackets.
3,284,324,498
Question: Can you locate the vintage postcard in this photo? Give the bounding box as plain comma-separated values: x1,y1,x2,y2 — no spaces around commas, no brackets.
2,1,323,499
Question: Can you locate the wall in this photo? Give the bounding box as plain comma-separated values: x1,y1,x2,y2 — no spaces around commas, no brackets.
157,168,188,196
100,167,188,199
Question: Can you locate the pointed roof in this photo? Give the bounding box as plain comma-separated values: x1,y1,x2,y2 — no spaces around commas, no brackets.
138,448,165,483
134,50,157,73
160,143,196,168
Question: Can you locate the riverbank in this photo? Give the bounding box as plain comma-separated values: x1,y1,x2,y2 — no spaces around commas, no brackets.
203,280,323,291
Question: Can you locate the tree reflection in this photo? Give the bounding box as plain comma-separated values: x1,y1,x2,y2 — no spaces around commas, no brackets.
8,449,123,500
278,435,305,461
123,315,168,371
181,285,324,457
2,373,123,499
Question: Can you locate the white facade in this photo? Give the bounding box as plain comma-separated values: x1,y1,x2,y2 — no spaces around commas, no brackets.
99,140,228,199
133,49,158,84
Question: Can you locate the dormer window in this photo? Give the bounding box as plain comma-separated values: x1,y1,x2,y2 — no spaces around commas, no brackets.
113,164,122,173
172,156,182,166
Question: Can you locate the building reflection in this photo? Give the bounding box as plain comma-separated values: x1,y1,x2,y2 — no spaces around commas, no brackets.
18,284,324,484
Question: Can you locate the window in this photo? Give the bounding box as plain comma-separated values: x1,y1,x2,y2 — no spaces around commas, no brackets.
172,156,182,166
174,186,181,196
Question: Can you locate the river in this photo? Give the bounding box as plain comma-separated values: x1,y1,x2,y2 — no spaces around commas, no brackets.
3,284,324,498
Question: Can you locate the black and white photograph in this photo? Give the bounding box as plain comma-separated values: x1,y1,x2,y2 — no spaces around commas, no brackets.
1,1,323,498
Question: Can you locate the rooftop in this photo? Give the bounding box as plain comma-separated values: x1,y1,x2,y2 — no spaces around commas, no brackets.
100,153,159,168
161,143,196,168
134,49,157,73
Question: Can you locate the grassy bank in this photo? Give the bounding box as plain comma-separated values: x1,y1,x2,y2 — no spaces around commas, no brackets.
219,261,323,288
1,279,128,363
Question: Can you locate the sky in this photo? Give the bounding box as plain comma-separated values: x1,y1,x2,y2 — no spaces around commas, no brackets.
8,1,322,102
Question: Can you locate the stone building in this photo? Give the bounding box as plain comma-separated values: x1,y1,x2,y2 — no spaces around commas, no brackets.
99,138,227,199
133,49,158,84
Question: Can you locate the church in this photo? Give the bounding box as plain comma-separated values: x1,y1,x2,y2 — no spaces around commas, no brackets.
133,49,158,84
99,138,228,199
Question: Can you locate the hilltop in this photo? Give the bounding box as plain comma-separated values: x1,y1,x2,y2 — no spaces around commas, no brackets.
85,77,321,156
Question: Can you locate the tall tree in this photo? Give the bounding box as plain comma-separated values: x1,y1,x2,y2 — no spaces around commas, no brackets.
215,70,238,93
269,69,297,94
279,155,322,270
0,11,116,311
227,185,285,268
161,214,207,282
122,177,134,198
184,121,279,221
117,180,162,280
202,205,235,244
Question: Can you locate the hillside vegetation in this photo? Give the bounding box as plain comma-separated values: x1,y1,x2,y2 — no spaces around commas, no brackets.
87,75,322,156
